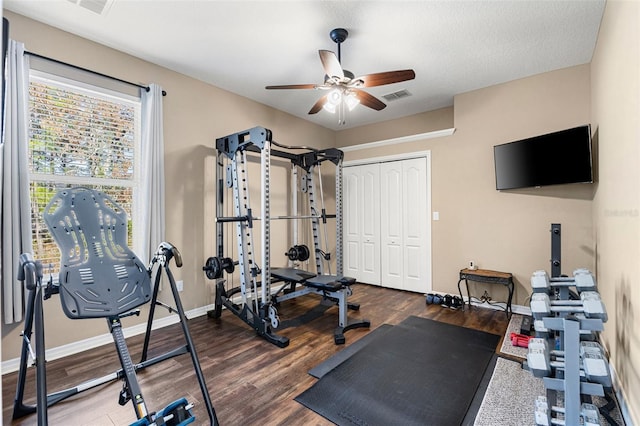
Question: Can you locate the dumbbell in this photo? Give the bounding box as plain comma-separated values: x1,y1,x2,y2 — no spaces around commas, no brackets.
580,341,611,386
581,403,601,426
529,339,611,385
510,332,533,348
531,269,597,293
535,397,601,426
527,338,552,378
533,317,597,340
534,396,550,426
530,292,607,321
533,319,550,338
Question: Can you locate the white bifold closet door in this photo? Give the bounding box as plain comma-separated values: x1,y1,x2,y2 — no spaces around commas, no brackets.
344,157,430,293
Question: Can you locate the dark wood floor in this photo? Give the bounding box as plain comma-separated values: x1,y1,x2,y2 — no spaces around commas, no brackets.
2,284,509,425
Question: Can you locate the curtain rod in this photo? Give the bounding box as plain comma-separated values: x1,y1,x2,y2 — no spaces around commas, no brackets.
24,51,167,96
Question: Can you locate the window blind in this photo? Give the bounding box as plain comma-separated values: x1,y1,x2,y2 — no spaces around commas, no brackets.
28,73,141,272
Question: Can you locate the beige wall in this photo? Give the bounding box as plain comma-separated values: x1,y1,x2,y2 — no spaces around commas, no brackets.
341,65,593,307
1,11,335,361
591,1,640,423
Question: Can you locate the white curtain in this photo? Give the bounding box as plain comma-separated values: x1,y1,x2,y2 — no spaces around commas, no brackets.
1,40,32,324
138,84,165,266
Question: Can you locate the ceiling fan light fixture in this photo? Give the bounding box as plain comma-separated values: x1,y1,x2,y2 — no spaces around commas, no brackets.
327,88,342,105
323,102,337,113
323,88,343,113
345,92,360,111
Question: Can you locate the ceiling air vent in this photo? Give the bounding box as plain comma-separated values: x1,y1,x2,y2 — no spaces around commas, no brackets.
382,89,412,102
67,0,114,15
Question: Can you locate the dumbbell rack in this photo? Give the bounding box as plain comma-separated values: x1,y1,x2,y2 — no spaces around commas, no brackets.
536,316,606,425
528,270,610,426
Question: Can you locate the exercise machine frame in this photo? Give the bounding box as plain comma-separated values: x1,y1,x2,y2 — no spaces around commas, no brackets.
208,126,369,347
12,188,218,425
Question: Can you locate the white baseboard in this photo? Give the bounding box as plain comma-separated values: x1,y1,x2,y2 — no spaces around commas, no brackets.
469,299,532,316
2,304,215,375
436,291,531,316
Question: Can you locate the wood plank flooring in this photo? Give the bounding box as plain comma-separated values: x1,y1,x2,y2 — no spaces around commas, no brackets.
2,284,509,425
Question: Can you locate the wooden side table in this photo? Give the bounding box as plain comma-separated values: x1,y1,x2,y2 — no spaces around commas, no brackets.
457,268,514,317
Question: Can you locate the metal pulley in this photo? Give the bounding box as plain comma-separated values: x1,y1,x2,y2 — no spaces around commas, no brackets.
285,244,310,262
203,256,235,279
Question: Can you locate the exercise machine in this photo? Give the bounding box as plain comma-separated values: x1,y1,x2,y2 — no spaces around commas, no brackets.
12,187,218,425
204,126,369,347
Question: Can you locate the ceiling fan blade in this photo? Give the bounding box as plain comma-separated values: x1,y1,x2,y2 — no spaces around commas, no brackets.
353,89,386,111
308,95,328,114
265,84,318,90
319,50,344,80
353,69,416,87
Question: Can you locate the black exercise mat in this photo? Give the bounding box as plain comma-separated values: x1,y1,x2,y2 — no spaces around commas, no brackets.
296,316,500,426
309,324,394,379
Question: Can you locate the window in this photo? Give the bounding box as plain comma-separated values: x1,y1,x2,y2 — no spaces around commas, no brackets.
28,71,142,273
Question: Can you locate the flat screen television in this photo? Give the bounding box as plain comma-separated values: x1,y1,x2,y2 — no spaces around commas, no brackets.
493,125,593,190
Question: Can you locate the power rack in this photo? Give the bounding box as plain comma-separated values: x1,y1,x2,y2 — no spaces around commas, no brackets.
204,127,369,347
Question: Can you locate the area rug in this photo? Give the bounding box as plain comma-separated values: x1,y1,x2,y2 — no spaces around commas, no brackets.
499,313,528,359
296,316,500,426
474,357,544,425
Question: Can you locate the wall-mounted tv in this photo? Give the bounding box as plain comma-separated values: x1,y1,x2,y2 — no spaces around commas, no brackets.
494,125,593,191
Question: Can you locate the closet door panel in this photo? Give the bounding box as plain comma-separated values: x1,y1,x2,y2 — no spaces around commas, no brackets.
343,164,380,285
402,158,429,293
346,240,359,272
380,162,404,289
360,165,380,284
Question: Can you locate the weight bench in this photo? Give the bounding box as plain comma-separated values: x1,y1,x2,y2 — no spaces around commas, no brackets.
12,187,218,425
270,267,370,344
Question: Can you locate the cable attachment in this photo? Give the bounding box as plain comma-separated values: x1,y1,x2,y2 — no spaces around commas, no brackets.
316,249,331,261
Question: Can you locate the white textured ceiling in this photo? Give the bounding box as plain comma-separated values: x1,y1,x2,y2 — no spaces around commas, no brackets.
4,0,606,130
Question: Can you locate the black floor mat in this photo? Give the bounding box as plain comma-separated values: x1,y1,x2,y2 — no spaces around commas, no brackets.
308,324,394,379
296,316,500,426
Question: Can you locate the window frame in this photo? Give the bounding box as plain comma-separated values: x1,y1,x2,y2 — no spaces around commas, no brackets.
27,69,144,273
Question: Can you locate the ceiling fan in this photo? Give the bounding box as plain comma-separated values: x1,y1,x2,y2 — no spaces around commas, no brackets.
265,28,415,120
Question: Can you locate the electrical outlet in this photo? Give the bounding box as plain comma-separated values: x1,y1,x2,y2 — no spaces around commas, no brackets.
176,280,184,292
